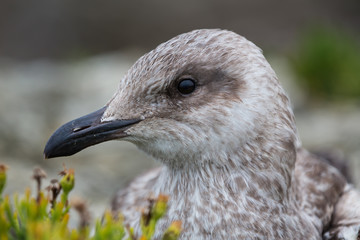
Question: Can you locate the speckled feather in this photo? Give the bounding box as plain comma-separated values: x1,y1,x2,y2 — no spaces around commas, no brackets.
105,29,360,239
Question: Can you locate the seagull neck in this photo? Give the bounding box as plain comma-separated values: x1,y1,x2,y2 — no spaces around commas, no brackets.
156,151,296,204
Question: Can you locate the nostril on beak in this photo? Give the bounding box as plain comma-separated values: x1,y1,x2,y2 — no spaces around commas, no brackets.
73,125,91,133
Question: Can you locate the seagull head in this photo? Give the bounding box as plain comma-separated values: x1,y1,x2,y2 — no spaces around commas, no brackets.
44,29,299,170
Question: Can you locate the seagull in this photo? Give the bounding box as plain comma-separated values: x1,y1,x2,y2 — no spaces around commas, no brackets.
44,29,360,239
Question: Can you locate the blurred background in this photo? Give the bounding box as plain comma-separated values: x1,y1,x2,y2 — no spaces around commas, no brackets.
0,0,359,219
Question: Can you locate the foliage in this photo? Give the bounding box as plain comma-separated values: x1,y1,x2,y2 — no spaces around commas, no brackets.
0,164,181,240
290,26,360,101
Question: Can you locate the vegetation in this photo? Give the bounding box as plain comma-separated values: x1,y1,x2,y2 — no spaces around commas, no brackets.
290,26,360,102
0,164,181,240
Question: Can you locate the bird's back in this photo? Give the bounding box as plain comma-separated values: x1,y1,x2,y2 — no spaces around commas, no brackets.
293,148,347,234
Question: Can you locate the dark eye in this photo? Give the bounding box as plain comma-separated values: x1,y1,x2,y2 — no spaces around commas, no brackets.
177,79,196,95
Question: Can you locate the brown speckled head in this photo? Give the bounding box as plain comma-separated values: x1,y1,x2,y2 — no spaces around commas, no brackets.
101,29,299,172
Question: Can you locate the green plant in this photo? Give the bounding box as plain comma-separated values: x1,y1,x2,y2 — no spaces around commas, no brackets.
0,164,181,240
290,26,360,101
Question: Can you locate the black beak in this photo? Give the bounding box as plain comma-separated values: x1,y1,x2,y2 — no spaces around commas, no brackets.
44,106,141,159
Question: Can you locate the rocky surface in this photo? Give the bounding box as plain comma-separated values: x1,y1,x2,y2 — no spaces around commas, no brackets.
0,53,359,220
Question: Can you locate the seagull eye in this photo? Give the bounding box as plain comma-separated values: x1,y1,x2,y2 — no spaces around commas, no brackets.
177,79,196,95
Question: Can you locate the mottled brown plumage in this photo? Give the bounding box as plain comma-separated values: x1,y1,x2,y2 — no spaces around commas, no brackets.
45,29,360,239
108,29,360,239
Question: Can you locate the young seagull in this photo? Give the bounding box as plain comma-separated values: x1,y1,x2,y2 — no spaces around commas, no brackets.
44,29,360,239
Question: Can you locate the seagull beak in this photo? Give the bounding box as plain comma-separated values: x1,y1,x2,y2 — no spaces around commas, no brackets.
44,106,141,159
